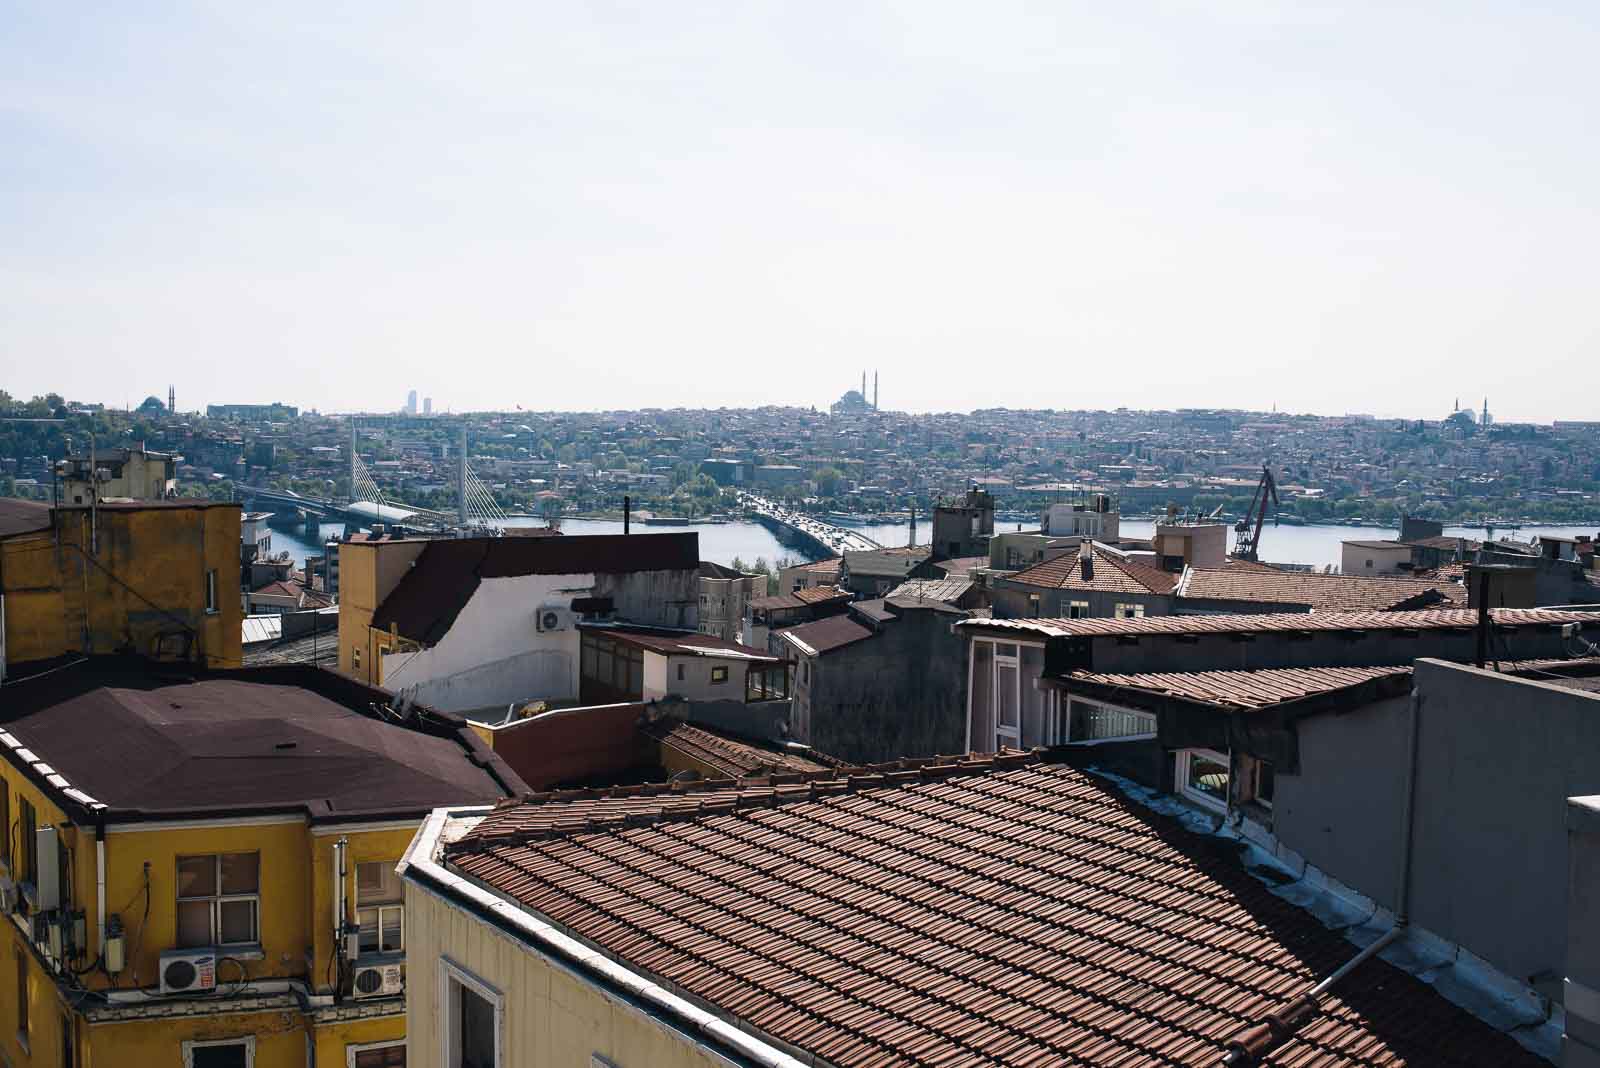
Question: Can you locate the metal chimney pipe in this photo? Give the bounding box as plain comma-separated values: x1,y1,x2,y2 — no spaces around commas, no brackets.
624,495,631,535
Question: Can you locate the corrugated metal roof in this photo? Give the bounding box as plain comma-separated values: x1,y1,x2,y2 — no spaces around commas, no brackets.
447,753,1545,1068
1063,664,1412,710
957,606,1600,639
778,615,875,656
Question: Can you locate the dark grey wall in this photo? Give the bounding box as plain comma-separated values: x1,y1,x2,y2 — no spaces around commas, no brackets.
1407,660,1600,989
1273,695,1410,909
1566,796,1600,1066
805,607,968,763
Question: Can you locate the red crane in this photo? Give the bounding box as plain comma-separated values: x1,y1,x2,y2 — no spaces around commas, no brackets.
1231,466,1278,562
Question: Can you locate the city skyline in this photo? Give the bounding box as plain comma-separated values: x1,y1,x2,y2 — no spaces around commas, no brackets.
5,4,1599,422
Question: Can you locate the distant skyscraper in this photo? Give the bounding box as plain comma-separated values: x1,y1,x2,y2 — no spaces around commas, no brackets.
406,390,418,414
424,396,433,415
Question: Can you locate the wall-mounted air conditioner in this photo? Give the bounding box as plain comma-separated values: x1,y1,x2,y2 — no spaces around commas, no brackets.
352,961,404,999
159,949,217,995
535,602,573,633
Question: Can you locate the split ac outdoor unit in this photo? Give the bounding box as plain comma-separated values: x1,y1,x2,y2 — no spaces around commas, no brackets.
535,602,573,633
159,949,217,995
352,961,404,999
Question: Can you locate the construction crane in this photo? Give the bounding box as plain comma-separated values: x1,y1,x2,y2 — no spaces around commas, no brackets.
1231,466,1278,562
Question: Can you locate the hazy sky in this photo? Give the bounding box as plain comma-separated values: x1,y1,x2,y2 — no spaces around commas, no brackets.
3,3,1596,421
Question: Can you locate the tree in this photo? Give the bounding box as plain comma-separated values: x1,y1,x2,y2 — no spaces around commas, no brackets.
814,466,844,497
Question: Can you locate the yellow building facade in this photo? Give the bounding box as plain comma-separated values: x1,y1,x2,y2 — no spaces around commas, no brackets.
0,662,525,1068
0,500,242,672
336,538,426,687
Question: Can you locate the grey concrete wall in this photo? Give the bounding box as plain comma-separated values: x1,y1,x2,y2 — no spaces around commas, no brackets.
599,568,699,630
1272,695,1411,909
807,608,968,763
1406,660,1600,990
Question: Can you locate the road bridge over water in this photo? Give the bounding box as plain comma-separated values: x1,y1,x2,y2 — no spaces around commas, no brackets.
738,493,882,558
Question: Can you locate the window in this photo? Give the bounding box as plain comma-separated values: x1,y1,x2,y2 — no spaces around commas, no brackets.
1240,757,1275,809
1065,698,1157,743
356,862,404,955
1113,603,1145,619
205,569,218,614
442,958,503,1068
182,1037,255,1068
1028,593,1040,618
676,664,684,682
352,647,362,672
16,951,27,1048
1067,600,1090,619
176,853,260,947
994,643,1020,750
1176,749,1230,812
348,1041,406,1067
710,666,728,684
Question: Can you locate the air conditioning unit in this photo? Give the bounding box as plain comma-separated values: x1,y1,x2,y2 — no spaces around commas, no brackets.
159,949,217,995
352,961,404,999
535,602,573,633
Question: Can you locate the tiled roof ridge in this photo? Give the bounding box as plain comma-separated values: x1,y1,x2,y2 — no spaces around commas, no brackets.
454,750,1042,851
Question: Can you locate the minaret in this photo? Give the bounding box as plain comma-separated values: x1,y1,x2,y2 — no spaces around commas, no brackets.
861,371,866,399
168,385,175,413
908,502,917,547
1482,397,1489,425
873,371,878,411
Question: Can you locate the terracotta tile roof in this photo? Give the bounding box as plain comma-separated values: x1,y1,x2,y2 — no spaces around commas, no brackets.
642,720,841,777
447,753,1543,1067
1063,664,1413,710
777,615,875,656
1006,546,1179,595
889,577,974,604
957,606,1599,640
748,586,850,612
1177,567,1461,611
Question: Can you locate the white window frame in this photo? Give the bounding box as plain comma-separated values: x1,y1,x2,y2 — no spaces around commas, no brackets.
176,852,260,948
346,1039,406,1068
1113,602,1145,619
204,569,218,614
1061,696,1157,746
1067,600,1090,619
182,1036,256,1068
992,642,1022,751
355,861,405,956
1176,748,1230,813
441,957,504,1068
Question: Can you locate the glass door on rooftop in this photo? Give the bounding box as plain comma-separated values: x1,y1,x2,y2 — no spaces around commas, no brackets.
994,644,1020,750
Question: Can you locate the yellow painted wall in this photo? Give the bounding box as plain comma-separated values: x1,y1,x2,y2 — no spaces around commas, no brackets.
0,742,422,1065
337,540,426,684
407,876,733,1068
0,503,242,669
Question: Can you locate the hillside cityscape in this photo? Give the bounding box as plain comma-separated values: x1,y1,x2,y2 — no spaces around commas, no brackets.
3,383,1597,531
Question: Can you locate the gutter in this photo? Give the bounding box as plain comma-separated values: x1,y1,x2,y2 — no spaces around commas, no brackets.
400,807,809,1068
1220,686,1422,1065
